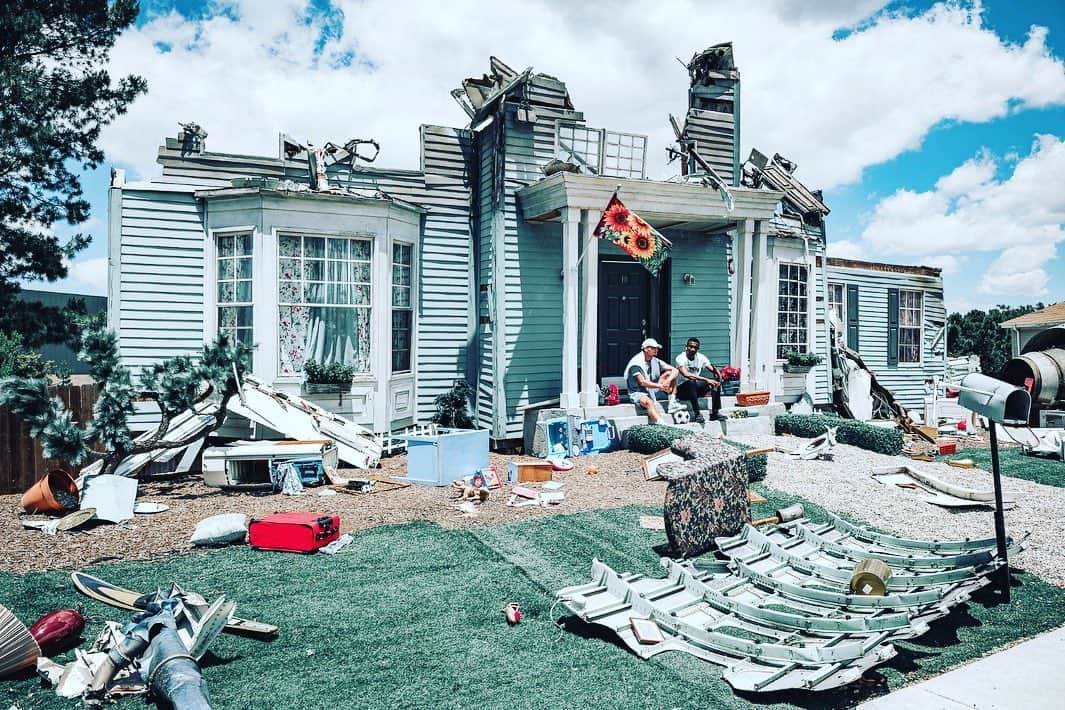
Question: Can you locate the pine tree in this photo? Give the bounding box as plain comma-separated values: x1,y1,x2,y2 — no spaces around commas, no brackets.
0,1,146,346
0,324,251,477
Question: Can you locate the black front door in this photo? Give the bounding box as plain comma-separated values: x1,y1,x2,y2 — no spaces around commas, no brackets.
599,260,669,380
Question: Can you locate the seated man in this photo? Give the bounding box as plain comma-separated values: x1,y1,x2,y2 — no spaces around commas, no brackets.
625,338,678,424
673,337,722,424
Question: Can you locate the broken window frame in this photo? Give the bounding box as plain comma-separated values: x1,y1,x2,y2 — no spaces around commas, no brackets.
391,241,414,373
554,121,647,179
898,288,923,364
215,231,253,350
277,233,373,377
776,263,809,359
827,282,845,347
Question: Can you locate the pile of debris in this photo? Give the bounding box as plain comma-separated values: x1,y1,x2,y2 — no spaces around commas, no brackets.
556,512,1020,692
1,574,275,706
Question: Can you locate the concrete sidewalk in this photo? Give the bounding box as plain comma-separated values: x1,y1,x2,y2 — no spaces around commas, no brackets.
858,625,1065,709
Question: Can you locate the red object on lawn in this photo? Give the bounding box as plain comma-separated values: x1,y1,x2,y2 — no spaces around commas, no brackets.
502,602,521,625
248,512,340,553
938,442,957,455
29,609,85,654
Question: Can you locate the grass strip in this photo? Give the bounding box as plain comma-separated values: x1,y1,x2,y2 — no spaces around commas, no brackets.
1,494,1063,709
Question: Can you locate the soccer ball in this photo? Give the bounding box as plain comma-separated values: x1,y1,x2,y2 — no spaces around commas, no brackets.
672,410,691,425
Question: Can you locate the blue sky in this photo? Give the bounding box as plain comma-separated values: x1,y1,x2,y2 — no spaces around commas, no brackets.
44,0,1065,314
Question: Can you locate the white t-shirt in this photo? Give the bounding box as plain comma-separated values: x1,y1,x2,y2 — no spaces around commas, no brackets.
626,353,670,393
675,352,712,379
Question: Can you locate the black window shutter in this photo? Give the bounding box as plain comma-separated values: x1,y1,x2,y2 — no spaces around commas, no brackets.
846,284,860,350
887,288,899,367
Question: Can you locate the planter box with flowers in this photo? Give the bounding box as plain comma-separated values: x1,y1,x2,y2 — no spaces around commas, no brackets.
779,351,822,404
719,366,741,396
302,360,355,402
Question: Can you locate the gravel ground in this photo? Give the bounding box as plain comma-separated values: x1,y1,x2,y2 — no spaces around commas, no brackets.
1,451,664,574
4,437,1063,586
729,433,1065,586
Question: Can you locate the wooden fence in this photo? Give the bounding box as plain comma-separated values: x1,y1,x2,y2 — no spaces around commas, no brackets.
0,383,99,495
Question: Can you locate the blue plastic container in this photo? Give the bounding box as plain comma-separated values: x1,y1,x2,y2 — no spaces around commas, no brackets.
402,428,490,486
576,418,618,455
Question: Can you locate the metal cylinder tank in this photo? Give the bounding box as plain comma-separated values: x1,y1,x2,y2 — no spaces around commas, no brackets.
1002,348,1065,405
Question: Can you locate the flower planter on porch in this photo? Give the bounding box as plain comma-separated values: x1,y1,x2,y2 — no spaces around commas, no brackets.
302,382,351,405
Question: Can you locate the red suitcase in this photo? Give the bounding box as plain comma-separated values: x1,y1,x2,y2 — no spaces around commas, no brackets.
248,512,340,553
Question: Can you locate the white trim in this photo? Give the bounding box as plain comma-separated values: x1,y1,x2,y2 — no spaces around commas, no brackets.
561,206,581,409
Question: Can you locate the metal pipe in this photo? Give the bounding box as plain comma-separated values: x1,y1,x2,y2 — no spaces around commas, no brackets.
988,423,1011,602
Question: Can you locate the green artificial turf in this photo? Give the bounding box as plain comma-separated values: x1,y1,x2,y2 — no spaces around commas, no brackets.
950,446,1065,488
3,490,1065,709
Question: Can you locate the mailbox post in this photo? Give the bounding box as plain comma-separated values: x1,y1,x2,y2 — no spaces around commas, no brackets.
957,373,1032,602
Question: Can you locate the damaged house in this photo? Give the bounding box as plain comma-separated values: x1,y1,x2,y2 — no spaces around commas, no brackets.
108,44,943,446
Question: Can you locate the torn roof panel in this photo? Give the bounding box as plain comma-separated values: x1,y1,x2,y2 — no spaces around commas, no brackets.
455,57,575,124
743,150,830,218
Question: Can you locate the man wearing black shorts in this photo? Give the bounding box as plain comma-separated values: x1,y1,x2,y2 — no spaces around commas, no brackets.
673,337,722,424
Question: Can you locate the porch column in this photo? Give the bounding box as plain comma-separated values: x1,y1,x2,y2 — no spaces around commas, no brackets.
580,209,599,407
561,207,581,409
749,221,771,390
735,219,755,387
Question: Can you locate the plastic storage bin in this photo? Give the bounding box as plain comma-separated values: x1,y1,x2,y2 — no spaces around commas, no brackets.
402,428,490,486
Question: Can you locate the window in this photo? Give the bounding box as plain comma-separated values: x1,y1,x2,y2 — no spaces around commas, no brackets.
278,234,371,376
555,123,647,179
601,131,647,179
391,243,413,372
898,289,923,363
556,123,601,173
776,263,808,359
827,282,845,334
216,232,253,348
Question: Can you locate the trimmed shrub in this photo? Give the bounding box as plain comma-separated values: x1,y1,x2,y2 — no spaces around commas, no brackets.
626,424,691,454
775,413,903,456
625,424,766,482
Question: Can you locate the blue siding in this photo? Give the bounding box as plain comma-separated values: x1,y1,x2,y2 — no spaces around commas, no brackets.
825,264,947,410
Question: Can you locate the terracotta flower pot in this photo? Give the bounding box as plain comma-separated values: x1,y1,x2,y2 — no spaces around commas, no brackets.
20,469,78,515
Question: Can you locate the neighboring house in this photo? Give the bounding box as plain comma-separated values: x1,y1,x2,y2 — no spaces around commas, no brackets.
108,44,924,445
824,259,948,410
15,290,107,375
999,302,1065,356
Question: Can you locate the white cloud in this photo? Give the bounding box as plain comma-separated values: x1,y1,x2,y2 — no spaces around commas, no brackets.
859,134,1065,299
826,239,866,260
64,257,109,296
922,254,962,275
978,243,1057,297
97,0,1065,193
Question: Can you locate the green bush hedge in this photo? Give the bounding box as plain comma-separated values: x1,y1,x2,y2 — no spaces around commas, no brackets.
625,424,766,482
775,413,903,455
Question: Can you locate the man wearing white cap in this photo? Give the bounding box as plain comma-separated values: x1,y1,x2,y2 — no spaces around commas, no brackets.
624,338,678,424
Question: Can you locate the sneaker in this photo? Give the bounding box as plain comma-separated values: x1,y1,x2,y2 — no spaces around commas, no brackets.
710,412,726,421
666,398,685,414
693,414,706,425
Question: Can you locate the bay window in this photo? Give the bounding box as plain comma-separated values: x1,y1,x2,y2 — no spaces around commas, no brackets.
278,234,372,376
391,243,413,372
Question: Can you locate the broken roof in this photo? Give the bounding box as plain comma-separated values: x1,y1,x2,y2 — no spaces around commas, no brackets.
453,56,575,123
743,149,830,218
826,257,941,278
999,302,1065,328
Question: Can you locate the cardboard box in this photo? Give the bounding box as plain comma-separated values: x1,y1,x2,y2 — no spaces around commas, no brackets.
506,461,554,483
